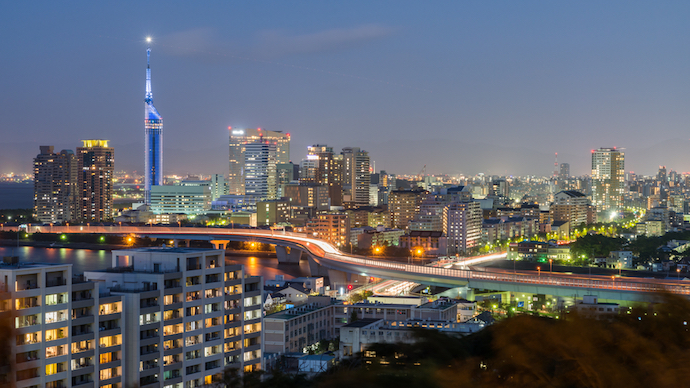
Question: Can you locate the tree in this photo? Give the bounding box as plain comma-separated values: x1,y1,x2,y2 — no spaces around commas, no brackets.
317,292,690,388
349,310,359,323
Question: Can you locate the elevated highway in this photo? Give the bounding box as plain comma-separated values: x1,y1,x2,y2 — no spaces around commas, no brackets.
10,225,690,302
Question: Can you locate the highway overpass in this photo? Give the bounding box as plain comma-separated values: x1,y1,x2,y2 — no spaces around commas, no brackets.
9,224,690,302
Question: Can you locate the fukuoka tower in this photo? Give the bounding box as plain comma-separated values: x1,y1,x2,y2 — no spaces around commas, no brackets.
144,46,163,204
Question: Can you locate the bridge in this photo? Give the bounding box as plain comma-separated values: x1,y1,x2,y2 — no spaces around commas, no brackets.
8,224,690,302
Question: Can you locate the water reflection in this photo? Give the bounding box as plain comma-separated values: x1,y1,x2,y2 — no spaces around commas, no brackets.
0,247,310,282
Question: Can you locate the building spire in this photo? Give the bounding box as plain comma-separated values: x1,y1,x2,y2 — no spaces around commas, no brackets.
145,47,153,103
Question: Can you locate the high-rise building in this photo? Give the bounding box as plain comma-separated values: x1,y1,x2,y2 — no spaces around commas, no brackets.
77,140,114,222
33,146,77,224
1,260,127,388
443,201,482,254
559,163,570,179
389,189,427,230
144,47,163,205
591,148,625,215
84,248,264,384
244,141,277,200
341,147,370,206
306,145,343,206
229,128,290,195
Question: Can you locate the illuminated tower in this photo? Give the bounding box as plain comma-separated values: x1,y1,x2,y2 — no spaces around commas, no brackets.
144,46,163,204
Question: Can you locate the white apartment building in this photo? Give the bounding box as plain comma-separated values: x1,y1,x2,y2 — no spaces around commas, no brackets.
84,248,263,388
2,259,124,388
4,248,263,388
443,201,482,254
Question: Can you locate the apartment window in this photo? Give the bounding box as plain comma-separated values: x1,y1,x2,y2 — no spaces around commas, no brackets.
99,334,121,348
45,344,68,358
244,323,261,334
45,362,66,375
99,302,121,315
186,320,202,331
185,334,203,346
45,327,67,341
71,340,93,353
100,351,117,363
45,293,68,305
139,313,160,325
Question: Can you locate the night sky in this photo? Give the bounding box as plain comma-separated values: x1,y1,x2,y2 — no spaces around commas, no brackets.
2,1,689,176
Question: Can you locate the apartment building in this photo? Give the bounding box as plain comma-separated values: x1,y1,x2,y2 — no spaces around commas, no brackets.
1,259,124,388
84,248,263,387
4,248,263,388
264,298,466,356
264,297,336,354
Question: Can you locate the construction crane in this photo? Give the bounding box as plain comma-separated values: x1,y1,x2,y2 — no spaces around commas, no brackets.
418,165,426,181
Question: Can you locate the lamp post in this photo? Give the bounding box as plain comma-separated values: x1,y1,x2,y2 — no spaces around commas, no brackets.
549,258,553,273
537,266,541,278
677,268,681,280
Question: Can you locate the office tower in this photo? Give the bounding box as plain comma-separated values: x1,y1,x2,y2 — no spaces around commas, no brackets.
559,163,570,180
276,163,295,198
443,201,482,254
341,147,370,206
388,189,427,229
591,147,625,215
2,260,126,388
229,128,290,195
490,179,509,200
33,146,77,224
658,166,667,185
144,47,164,205
150,185,212,216
299,157,319,183
244,141,277,200
209,174,228,201
77,140,114,222
306,145,343,206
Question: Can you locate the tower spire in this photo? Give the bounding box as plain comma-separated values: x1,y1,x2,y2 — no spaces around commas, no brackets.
145,47,153,103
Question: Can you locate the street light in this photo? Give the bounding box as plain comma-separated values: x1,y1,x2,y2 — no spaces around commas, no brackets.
549,259,553,273
537,266,541,278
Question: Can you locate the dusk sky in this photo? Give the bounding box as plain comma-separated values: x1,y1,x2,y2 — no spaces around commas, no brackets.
2,1,690,177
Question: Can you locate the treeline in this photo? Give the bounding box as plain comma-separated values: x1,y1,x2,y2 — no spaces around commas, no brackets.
211,293,690,388
571,231,690,265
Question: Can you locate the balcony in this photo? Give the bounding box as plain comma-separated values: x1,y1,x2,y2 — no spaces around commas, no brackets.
46,279,67,288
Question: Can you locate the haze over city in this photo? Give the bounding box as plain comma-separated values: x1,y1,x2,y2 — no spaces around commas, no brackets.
2,1,690,176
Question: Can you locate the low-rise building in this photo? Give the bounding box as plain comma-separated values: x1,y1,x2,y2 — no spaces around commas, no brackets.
399,231,448,256
567,295,620,320
340,317,487,357
356,226,406,249
306,213,350,248
264,299,337,354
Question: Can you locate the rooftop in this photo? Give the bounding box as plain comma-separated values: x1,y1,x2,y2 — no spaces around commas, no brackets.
265,302,334,320
342,318,381,328
0,257,70,270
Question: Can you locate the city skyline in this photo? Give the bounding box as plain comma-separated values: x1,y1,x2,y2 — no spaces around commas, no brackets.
2,2,690,177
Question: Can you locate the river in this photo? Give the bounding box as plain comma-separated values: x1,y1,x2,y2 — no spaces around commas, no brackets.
0,246,312,283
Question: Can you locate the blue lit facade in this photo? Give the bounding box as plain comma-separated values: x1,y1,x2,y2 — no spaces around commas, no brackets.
144,47,163,204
